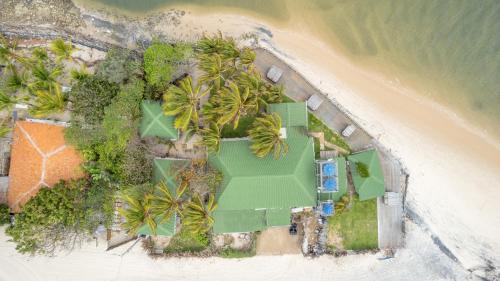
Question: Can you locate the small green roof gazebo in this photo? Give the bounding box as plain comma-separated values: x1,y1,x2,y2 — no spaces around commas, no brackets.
137,158,190,237
140,101,178,140
348,149,385,201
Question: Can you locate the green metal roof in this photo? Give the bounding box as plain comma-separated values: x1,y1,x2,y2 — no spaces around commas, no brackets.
140,101,178,139
319,157,348,202
213,210,267,233
348,149,385,201
266,209,291,226
268,102,308,128
137,158,189,237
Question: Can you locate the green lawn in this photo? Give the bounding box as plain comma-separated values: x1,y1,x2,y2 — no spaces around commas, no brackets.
163,228,210,254
308,113,351,154
221,115,256,138
327,196,378,250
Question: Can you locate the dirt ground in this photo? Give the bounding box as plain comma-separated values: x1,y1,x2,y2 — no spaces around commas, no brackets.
256,227,301,255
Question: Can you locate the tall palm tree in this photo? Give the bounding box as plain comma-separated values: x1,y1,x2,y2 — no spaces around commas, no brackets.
0,35,28,66
217,81,256,129
31,47,48,62
4,64,30,93
198,54,234,90
237,47,256,68
200,122,221,153
163,76,209,131
150,181,188,224
237,69,270,112
119,192,157,235
29,86,66,117
183,193,217,234
70,65,90,82
29,62,62,91
0,90,19,111
196,32,239,61
265,83,284,104
50,38,73,62
248,112,288,159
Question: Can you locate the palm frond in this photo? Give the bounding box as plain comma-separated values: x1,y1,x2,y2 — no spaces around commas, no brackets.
50,38,73,62
248,112,288,159
29,86,66,117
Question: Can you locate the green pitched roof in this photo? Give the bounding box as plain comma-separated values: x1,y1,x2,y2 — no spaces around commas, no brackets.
266,208,291,226
140,101,178,139
213,209,291,233
319,157,348,202
348,150,385,200
268,102,308,128
137,158,189,237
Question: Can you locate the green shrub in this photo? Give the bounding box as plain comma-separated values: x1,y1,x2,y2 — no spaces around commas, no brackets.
355,162,370,178
219,237,256,259
69,75,120,126
164,228,210,254
143,42,191,89
121,137,153,185
96,48,142,84
0,203,10,225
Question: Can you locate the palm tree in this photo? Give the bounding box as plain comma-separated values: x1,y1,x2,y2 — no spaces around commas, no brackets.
248,112,288,159
70,65,90,82
119,192,157,235
29,86,66,117
200,122,221,153
4,64,30,93
265,83,284,104
150,181,188,224
238,47,256,67
29,62,62,91
198,54,235,90
50,38,73,62
0,90,19,111
334,196,350,214
196,32,239,60
0,125,10,138
163,76,209,131
31,47,48,62
217,81,256,129
183,193,217,234
0,35,27,66
237,69,271,112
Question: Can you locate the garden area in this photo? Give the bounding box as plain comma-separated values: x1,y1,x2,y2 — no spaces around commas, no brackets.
327,195,378,251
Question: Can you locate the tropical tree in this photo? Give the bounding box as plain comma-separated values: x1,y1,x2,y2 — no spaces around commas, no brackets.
163,76,209,131
183,193,217,234
217,81,256,129
265,83,284,104
31,47,48,62
0,90,19,111
198,54,235,90
334,196,350,214
237,47,256,68
50,38,73,62
29,86,66,117
196,32,239,61
248,112,288,159
0,35,27,65
150,181,188,224
200,122,221,153
4,64,30,93
29,62,62,91
237,69,271,112
70,65,90,82
119,192,157,235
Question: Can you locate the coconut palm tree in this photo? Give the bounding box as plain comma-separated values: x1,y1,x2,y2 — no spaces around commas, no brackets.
217,81,256,129
0,90,19,111
4,64,30,93
183,193,217,234
31,47,48,62
0,35,27,66
70,65,90,82
119,192,157,235
248,112,288,159
265,83,284,104
237,69,271,112
50,38,73,62
196,32,239,60
238,47,256,68
198,54,235,90
163,76,209,131
150,181,188,224
29,86,66,117
200,122,221,153
0,125,10,138
29,62,62,91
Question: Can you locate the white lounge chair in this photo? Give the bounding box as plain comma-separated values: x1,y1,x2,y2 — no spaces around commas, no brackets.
307,94,323,111
266,65,283,83
341,124,356,137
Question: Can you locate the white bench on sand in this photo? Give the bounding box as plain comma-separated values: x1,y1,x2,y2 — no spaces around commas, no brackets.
267,65,283,83
307,94,323,111
342,124,356,137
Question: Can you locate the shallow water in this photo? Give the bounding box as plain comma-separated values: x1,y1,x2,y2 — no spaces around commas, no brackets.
83,0,500,136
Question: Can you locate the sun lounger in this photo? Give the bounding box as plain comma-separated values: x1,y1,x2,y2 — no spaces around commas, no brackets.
307,94,323,111
341,124,356,137
266,65,283,83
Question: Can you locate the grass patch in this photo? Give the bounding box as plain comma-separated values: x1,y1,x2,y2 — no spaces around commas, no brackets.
308,113,351,154
327,195,378,250
163,228,210,254
221,115,256,138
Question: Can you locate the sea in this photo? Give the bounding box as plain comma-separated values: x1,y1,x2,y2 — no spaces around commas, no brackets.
79,0,500,138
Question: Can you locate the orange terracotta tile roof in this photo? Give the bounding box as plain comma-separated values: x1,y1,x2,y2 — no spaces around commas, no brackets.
7,121,84,213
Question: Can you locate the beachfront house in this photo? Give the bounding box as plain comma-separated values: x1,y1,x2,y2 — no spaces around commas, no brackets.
209,102,317,233
7,120,84,213
347,149,385,200
139,100,179,140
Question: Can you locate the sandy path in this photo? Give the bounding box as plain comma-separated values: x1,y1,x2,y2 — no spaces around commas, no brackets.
0,223,474,281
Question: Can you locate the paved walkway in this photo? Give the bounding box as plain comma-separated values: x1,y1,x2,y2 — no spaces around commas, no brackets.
254,48,404,250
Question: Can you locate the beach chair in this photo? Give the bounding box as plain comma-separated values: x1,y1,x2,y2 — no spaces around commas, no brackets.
307,94,323,111
267,65,283,83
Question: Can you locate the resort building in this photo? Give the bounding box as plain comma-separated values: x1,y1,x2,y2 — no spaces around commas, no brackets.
209,103,317,233
140,101,178,140
347,149,385,201
7,120,84,212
